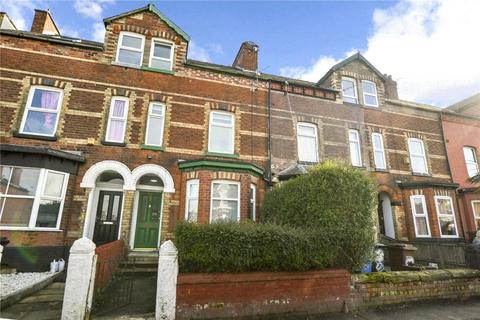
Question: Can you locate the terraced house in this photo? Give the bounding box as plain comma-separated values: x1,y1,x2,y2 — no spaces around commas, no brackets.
270,53,467,247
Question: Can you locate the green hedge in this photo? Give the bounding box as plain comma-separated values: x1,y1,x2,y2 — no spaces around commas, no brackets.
174,222,336,273
261,161,378,271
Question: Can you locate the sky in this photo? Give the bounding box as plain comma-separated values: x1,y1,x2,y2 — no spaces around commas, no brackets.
1,0,479,107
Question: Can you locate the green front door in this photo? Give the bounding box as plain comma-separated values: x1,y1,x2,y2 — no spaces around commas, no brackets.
134,192,162,248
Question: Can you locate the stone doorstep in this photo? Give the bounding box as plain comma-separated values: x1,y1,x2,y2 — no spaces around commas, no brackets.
0,271,64,310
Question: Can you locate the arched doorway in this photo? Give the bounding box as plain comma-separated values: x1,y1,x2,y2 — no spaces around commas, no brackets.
378,192,395,239
130,174,164,249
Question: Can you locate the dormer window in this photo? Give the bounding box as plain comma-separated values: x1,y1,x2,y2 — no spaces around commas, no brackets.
149,39,173,71
341,77,358,104
116,32,145,67
362,80,379,107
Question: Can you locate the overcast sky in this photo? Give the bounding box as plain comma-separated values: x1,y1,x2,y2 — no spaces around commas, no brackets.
1,0,479,107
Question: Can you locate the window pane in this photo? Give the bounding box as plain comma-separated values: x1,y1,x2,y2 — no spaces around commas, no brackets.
415,217,429,236
107,119,125,142
187,199,198,222
409,140,423,154
23,111,57,135
188,182,199,198
8,168,40,196
437,198,453,215
463,148,475,162
212,113,233,125
153,43,171,59
44,172,65,198
150,58,171,70
100,195,110,220
439,216,457,236
298,124,315,136
467,163,478,177
411,156,427,173
146,116,164,146
343,96,357,104
111,195,120,221
374,150,386,169
212,200,238,222
362,81,376,94
121,35,142,49
372,134,382,148
118,48,142,65
298,136,318,162
349,131,358,141
349,142,361,166
413,198,425,215
0,197,33,227
364,95,378,106
112,100,126,118
0,166,12,194
35,199,61,228
212,183,238,199
342,79,356,97
474,202,480,218
209,125,233,153
150,104,164,116
31,89,60,110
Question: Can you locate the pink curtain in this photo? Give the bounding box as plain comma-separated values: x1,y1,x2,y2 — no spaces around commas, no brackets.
112,100,125,117
40,91,59,129
108,100,126,141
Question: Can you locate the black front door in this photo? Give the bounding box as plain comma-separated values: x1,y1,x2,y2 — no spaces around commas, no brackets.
93,191,123,246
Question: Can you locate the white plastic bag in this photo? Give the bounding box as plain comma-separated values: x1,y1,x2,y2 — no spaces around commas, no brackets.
58,259,65,272
50,259,59,272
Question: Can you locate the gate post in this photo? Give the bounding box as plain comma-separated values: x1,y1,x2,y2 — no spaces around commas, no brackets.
62,237,97,320
156,240,178,320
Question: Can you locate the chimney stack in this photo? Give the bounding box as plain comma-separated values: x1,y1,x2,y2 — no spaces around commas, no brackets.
232,41,259,72
384,75,399,100
30,9,60,35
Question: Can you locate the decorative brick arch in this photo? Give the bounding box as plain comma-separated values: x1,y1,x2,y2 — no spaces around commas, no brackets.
80,160,134,190
131,164,175,193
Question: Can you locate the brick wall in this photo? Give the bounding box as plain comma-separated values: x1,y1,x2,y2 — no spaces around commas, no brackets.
176,269,350,319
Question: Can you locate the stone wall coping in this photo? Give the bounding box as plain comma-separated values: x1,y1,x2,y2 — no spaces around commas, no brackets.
351,268,480,284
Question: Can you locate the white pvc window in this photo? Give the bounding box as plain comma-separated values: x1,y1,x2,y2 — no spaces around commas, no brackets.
0,165,69,230
105,97,129,143
149,39,173,71
341,77,358,104
145,103,165,146
208,111,234,154
435,196,458,238
116,32,145,67
410,195,431,237
249,183,256,221
19,86,63,137
472,200,480,230
210,180,240,223
408,138,428,174
372,133,387,169
297,122,318,162
362,80,379,107
185,180,199,222
463,147,479,178
349,129,362,167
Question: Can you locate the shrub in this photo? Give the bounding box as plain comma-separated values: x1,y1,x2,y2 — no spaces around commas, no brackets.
174,221,335,273
261,161,378,271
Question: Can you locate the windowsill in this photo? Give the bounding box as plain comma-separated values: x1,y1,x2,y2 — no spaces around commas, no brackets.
342,102,381,109
111,61,141,69
12,131,57,141
374,168,389,173
353,165,367,170
298,161,318,166
0,227,63,232
101,140,127,147
205,152,239,159
141,66,175,75
412,172,432,177
141,144,165,151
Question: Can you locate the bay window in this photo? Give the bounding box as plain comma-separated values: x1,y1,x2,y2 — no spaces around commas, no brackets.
348,129,362,167
362,80,379,107
372,133,387,169
410,195,431,237
145,102,165,146
435,196,458,237
463,147,479,178
297,122,318,162
185,180,199,222
106,97,129,143
0,165,68,230
408,138,428,174
210,180,240,223
208,111,234,154
341,77,358,104
149,39,173,71
116,32,145,67
20,86,63,137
